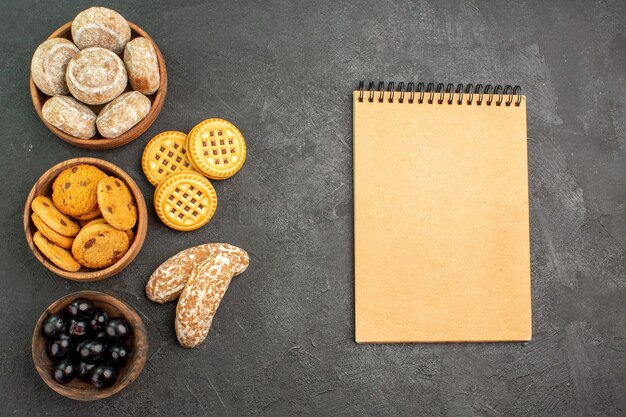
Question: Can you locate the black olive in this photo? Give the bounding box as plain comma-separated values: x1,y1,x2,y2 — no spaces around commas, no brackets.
105,318,130,341
48,334,73,360
91,365,117,388
42,314,67,338
66,298,94,318
53,359,76,384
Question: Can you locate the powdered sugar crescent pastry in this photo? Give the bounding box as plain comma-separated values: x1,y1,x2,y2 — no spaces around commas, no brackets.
175,252,238,348
146,243,249,303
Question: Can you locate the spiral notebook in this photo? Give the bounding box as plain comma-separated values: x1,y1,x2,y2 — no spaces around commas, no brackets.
354,82,531,343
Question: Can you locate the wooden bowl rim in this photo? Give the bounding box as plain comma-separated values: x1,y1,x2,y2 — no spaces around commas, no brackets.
23,157,148,281
30,20,168,150
32,291,149,401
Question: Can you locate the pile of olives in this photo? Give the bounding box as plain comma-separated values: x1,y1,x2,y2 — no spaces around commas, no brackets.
42,298,132,387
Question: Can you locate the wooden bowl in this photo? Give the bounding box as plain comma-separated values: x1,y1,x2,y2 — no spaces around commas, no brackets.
30,20,167,150
24,158,148,281
32,291,148,401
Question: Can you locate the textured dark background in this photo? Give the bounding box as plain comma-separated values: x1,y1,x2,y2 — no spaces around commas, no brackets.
1,0,625,415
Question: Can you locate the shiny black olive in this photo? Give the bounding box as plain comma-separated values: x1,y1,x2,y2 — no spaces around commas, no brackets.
91,365,117,388
42,314,67,338
66,298,94,318
107,343,131,368
48,334,73,360
53,359,76,384
88,308,108,333
76,339,106,363
105,318,130,341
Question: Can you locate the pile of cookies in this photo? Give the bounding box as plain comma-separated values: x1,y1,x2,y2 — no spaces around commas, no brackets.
141,118,246,231
31,164,137,272
31,7,160,139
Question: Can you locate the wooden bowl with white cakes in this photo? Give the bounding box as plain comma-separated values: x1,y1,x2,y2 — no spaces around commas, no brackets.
30,7,167,150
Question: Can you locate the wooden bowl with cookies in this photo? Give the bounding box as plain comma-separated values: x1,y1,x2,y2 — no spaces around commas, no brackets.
32,291,148,401
24,158,147,281
30,7,167,150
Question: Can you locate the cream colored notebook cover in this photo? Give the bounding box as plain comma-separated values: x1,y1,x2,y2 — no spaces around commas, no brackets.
354,83,531,343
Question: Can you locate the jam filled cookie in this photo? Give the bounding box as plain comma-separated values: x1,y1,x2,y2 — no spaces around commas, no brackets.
31,196,80,237
97,176,137,231
142,131,195,186
52,164,106,217
186,119,246,180
71,223,130,269
31,213,74,249
153,172,217,231
33,231,81,272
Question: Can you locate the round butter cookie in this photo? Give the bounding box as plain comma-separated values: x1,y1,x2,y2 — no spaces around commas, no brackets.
31,38,79,96
33,231,81,272
124,37,160,95
97,176,137,230
71,7,131,54
52,164,107,217
153,172,217,231
96,91,151,138
66,47,127,105
142,131,195,186
31,213,74,249
42,95,97,139
31,196,80,237
186,118,247,180
71,223,130,269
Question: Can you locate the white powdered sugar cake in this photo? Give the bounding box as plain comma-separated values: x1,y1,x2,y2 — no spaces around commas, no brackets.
124,37,160,95
42,95,97,139
96,91,151,138
71,7,131,54
31,38,79,96
66,47,127,105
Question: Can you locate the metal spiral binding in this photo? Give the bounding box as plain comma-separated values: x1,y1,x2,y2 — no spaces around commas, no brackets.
357,81,522,106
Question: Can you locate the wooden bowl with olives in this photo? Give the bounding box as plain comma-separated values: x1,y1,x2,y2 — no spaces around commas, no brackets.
32,291,148,401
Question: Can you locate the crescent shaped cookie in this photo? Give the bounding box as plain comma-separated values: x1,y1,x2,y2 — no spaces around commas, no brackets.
146,243,249,303
153,172,217,231
175,252,238,348
186,118,247,180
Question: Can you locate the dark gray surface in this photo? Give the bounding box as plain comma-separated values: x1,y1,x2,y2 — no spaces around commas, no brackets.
1,0,624,415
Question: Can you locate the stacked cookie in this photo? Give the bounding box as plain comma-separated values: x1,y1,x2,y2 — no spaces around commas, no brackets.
31,164,137,272
141,118,247,231
31,7,160,139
